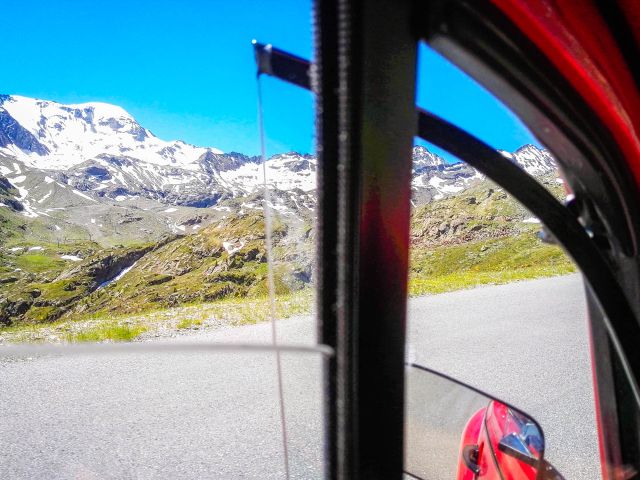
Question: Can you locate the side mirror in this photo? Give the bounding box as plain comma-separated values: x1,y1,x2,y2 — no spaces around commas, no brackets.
405,365,564,480
499,431,541,467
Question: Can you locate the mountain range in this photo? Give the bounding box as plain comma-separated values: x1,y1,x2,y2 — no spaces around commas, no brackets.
0,94,564,328
0,94,558,240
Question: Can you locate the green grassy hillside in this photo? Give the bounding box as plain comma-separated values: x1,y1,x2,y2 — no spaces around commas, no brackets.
1,206,312,327
1,177,575,341
410,232,574,295
409,178,575,294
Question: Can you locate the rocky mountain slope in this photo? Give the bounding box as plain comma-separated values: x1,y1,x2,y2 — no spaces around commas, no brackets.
0,206,313,325
0,94,565,327
0,94,556,238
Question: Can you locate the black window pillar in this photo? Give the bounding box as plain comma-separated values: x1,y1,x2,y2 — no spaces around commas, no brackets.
315,0,418,478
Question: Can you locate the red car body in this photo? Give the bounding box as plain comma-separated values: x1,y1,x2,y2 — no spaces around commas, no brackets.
493,0,640,183
457,401,541,480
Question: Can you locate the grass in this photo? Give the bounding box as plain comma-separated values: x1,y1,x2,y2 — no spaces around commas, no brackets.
85,286,314,327
1,230,574,343
409,267,574,295
23,306,60,323
408,231,576,296
0,289,314,344
1,234,575,343
64,323,148,343
31,279,89,305
176,317,203,329
14,253,66,274
1,182,575,342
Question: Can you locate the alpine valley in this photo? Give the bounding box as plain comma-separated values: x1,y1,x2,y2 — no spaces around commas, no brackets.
0,94,574,334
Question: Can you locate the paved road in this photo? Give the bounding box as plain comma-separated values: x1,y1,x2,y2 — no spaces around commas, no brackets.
0,274,598,479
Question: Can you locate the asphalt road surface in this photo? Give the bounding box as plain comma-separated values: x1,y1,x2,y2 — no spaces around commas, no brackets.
0,274,598,479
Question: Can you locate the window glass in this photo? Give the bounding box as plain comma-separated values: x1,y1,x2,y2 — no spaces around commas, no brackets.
0,1,322,478
405,45,601,480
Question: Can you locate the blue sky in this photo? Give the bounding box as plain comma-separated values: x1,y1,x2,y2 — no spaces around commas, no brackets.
2,0,538,160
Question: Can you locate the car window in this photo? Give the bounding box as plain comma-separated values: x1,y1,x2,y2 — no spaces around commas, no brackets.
404,44,601,480
0,2,323,479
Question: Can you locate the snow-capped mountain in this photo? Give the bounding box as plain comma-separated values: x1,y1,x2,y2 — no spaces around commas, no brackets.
413,145,445,171
499,144,557,176
0,95,329,204
0,94,224,169
0,93,558,231
412,143,559,201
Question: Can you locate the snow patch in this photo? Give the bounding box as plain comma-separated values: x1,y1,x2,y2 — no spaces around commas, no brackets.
15,185,29,200
242,202,263,211
72,189,97,202
1,95,223,171
98,260,139,289
267,202,289,213
10,175,26,184
61,254,82,262
428,176,464,194
37,190,52,203
21,203,39,218
223,240,245,256
219,153,317,194
164,207,178,213
522,217,541,224
28,246,44,251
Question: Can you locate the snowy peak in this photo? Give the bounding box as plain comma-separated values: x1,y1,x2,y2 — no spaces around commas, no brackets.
0,94,561,222
413,145,445,171
0,97,49,155
0,94,223,170
219,152,317,195
499,144,556,176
